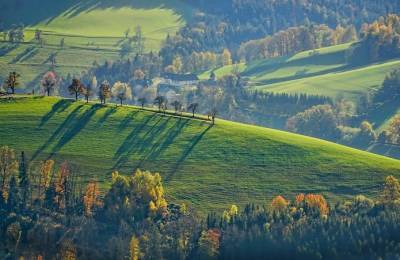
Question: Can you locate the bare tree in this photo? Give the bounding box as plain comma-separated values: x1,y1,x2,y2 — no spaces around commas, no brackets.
154,96,166,112
187,103,199,118
211,108,217,124
138,97,147,108
171,100,182,114
83,84,95,103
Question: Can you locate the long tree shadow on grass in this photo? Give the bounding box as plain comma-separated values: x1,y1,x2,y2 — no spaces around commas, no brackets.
38,99,73,127
135,118,190,169
164,124,213,182
96,106,118,126
113,115,173,169
112,113,160,168
48,104,102,157
118,110,140,131
31,104,85,161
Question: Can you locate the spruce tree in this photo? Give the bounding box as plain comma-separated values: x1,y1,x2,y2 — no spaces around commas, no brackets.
7,176,21,212
18,151,30,208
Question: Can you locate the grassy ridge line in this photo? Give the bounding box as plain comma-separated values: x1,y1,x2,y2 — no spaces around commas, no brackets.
0,96,400,212
199,42,352,81
256,59,400,101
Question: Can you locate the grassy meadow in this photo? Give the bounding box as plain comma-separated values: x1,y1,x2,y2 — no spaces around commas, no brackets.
202,42,400,103
0,0,194,88
1,96,400,212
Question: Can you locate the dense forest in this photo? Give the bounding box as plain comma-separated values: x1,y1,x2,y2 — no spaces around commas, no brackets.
160,0,400,65
1,145,400,259
349,14,400,64
238,24,357,62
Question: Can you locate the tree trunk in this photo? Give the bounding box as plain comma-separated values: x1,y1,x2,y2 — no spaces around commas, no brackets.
86,96,89,103
120,99,122,106
47,88,50,96
75,92,78,101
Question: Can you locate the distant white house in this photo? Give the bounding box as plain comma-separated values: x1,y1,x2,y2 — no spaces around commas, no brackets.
160,73,199,87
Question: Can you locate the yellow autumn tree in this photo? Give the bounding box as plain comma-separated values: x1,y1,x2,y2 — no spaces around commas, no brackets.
38,160,54,200
131,169,168,218
0,146,18,201
271,195,289,213
130,235,141,260
382,175,400,203
221,49,232,66
223,204,239,223
83,180,102,217
104,169,168,221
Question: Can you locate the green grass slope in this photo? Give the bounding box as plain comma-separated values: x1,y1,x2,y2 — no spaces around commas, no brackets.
0,0,193,50
0,0,194,88
200,43,351,82
203,42,400,103
255,59,400,102
1,96,400,212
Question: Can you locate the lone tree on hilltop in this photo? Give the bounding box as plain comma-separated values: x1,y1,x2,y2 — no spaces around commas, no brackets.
188,103,199,118
68,78,85,101
41,71,58,96
112,81,132,106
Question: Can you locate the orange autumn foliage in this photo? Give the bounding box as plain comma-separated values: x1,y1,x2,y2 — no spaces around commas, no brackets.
295,193,305,204
83,181,102,217
304,194,329,216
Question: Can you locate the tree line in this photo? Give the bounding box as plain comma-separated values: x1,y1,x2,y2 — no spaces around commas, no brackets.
1,145,400,259
349,14,400,65
238,24,357,62
162,0,400,65
285,67,400,149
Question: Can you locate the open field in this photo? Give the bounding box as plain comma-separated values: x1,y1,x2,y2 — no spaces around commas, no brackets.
201,43,400,102
0,0,194,88
1,96,399,212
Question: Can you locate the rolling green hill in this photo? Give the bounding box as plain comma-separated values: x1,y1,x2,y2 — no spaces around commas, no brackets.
0,0,194,88
201,42,400,103
1,96,400,212
200,43,400,137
